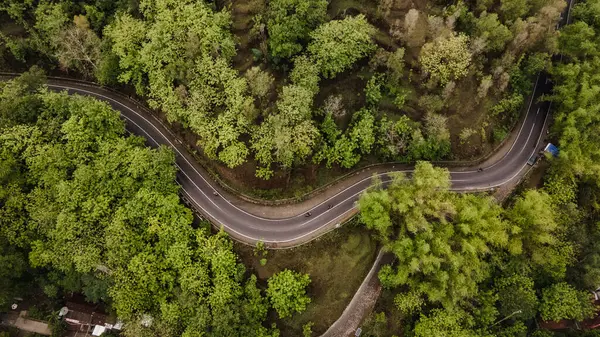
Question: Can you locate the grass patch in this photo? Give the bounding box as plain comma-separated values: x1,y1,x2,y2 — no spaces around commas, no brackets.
235,219,379,336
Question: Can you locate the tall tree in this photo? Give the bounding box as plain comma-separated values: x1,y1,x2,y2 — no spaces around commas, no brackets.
474,12,513,52
251,85,319,177
419,33,472,85
539,283,596,321
414,309,480,337
308,15,376,78
103,14,147,94
505,190,573,279
359,162,509,307
267,269,312,318
267,0,328,59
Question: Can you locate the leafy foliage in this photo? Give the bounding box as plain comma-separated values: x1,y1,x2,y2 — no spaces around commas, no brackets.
360,162,510,307
539,283,596,321
419,34,472,85
494,274,538,321
414,309,479,337
103,14,147,94
267,269,312,318
105,1,251,169
252,84,319,174
505,190,573,278
474,12,513,52
267,0,327,59
313,109,375,169
0,0,566,180
246,66,275,99
0,72,293,336
308,15,376,78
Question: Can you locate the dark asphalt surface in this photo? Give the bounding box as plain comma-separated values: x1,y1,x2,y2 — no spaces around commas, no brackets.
42,71,551,246
0,4,573,336
2,1,569,247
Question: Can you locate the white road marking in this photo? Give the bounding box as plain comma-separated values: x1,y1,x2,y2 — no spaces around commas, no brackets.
40,79,553,243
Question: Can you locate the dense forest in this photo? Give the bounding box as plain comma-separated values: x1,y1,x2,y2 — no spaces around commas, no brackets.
357,0,600,335
1,0,600,336
0,0,563,182
0,71,313,337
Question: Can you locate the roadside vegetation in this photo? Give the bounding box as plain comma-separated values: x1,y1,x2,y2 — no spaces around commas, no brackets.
0,0,563,194
0,71,312,337
1,0,600,336
356,1,600,334
235,221,378,336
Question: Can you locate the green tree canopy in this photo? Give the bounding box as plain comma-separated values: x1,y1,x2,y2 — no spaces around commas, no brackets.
0,72,280,337
103,14,147,94
474,11,513,52
359,162,510,307
267,0,328,59
414,309,480,337
505,190,573,278
266,269,312,318
494,274,539,321
308,15,376,78
419,33,472,85
105,0,252,169
539,283,596,321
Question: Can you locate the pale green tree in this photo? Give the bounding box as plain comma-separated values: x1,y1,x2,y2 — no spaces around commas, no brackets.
291,55,321,96
103,13,147,94
187,57,254,168
387,48,406,83
474,12,513,52
359,162,509,307
414,309,480,337
251,84,318,176
505,190,573,278
308,15,376,78
31,1,69,56
349,109,376,154
419,33,472,85
245,66,274,99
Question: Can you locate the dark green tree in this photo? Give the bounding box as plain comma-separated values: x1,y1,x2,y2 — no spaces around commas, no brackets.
267,0,328,59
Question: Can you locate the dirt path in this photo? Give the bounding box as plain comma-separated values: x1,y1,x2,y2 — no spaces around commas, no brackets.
0,312,51,336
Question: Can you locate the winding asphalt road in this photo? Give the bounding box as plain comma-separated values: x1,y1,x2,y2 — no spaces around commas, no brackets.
34,71,550,247
0,1,571,249
0,2,573,335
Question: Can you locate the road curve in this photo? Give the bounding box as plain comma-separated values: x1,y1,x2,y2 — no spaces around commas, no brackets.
0,3,566,247
37,71,550,247
0,4,571,336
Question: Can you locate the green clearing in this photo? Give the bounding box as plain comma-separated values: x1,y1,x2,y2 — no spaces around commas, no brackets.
235,219,379,336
